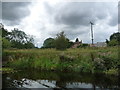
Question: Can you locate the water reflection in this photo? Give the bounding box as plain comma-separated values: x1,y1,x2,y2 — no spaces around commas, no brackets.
2,70,120,89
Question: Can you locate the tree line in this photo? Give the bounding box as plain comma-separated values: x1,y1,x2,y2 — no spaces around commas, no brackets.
42,31,120,50
106,32,120,46
1,24,120,50
1,27,35,49
41,31,74,50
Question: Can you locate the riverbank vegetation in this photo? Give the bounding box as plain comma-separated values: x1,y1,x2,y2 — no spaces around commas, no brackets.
3,46,119,75
1,24,120,75
1,27,35,49
0,67,16,74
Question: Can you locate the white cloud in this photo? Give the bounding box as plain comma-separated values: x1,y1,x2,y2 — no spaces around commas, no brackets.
2,1,118,48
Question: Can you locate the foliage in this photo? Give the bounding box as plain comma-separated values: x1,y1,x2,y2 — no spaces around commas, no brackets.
67,41,74,48
2,38,11,49
42,38,55,48
1,28,11,49
110,32,120,42
2,28,9,38
24,42,35,49
9,28,35,49
0,67,15,74
3,47,119,75
107,32,120,46
1,26,35,49
54,31,69,50
9,28,27,43
105,68,118,75
108,39,118,46
93,57,105,71
42,35,74,49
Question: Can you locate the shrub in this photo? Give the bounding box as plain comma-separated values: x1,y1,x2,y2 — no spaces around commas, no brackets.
54,31,69,50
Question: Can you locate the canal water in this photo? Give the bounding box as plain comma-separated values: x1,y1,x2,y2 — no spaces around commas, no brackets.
2,70,120,89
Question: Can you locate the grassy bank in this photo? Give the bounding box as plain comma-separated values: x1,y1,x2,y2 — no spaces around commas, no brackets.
0,68,16,74
3,47,119,75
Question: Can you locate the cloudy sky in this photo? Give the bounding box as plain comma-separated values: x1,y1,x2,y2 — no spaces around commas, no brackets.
1,0,119,47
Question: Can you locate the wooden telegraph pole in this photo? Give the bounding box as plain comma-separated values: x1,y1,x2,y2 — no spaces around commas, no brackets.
90,21,94,45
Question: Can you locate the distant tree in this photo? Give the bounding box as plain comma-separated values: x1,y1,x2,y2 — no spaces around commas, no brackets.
9,28,27,43
1,24,35,49
9,28,35,49
67,41,74,48
24,42,35,49
2,38,11,49
75,38,79,42
2,28,9,38
43,38,55,48
11,40,24,49
108,32,120,46
108,39,118,46
1,27,12,49
55,31,69,50
1,27,10,40
110,32,120,42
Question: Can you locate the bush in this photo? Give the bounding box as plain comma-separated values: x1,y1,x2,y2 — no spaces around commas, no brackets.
108,39,118,46
59,54,75,62
54,31,69,50
4,47,119,75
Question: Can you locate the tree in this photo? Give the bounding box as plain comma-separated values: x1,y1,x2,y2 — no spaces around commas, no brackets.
24,42,35,49
108,39,118,46
43,38,55,48
108,32,120,46
110,32,120,42
9,28,35,49
67,41,74,48
1,27,12,49
2,28,9,38
9,28,27,43
54,31,69,50
2,38,11,49
1,24,35,49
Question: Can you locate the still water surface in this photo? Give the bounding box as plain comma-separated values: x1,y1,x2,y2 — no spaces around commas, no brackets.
2,70,120,89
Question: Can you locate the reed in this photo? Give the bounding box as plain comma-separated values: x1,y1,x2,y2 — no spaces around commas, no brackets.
3,47,119,75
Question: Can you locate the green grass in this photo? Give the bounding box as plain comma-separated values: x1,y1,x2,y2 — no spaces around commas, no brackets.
0,68,16,73
3,47,119,75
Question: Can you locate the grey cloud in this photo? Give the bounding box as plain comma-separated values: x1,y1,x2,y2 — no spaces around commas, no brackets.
108,3,118,26
44,2,117,27
109,15,118,26
44,2,54,15
43,2,118,43
0,2,2,21
54,2,93,26
53,2,110,26
2,2,31,26
118,14,120,32
118,3,120,24
63,26,89,40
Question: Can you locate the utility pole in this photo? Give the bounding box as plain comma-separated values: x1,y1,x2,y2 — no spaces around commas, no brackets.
90,21,94,45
